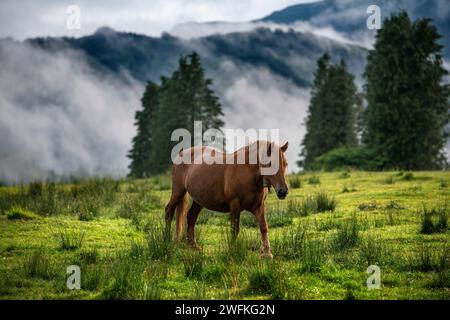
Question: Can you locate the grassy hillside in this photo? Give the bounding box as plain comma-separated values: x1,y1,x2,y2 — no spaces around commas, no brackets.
0,171,449,299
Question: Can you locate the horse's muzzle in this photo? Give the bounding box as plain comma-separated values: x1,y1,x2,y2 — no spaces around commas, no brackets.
276,188,288,199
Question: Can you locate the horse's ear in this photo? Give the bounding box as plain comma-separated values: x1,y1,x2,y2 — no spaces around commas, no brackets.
281,142,288,152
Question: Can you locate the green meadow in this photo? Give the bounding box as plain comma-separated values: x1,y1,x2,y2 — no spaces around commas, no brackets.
0,171,449,300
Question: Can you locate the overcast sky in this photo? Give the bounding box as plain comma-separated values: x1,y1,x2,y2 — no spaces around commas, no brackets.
0,0,318,40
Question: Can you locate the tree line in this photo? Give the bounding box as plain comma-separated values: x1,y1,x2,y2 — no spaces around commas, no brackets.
128,11,449,177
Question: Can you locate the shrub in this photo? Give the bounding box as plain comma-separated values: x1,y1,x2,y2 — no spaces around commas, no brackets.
311,146,385,171
420,206,448,234
5,206,40,220
289,176,302,189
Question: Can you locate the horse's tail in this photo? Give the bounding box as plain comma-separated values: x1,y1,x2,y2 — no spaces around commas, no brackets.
175,193,189,239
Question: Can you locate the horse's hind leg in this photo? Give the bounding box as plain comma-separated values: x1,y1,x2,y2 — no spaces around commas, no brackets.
186,201,202,248
165,189,186,238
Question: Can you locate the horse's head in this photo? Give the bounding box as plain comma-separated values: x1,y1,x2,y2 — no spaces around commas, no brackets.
260,141,289,200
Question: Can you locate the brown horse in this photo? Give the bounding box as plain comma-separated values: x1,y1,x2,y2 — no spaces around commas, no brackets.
165,140,289,258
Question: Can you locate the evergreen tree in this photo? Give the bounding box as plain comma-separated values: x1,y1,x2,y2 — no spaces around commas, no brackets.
127,81,160,177
299,54,360,169
128,52,224,176
364,11,450,170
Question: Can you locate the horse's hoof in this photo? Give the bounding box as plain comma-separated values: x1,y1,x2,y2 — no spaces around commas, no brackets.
260,249,273,260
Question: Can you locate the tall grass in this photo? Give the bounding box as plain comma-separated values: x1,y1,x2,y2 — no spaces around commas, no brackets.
147,221,176,262
308,176,321,185
241,204,293,228
0,178,120,217
331,214,360,251
180,250,205,278
420,205,448,234
23,248,57,279
289,175,302,189
102,256,147,299
55,229,85,251
5,206,40,220
273,223,307,259
408,245,449,274
220,229,257,263
298,239,326,273
358,234,390,266
247,261,290,299
290,192,337,216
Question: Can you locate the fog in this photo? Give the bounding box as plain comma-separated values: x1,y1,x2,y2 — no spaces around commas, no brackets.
0,41,143,183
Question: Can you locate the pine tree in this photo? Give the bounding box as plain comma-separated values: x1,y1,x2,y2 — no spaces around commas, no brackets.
299,54,360,169
364,11,450,170
127,81,160,177
129,52,225,176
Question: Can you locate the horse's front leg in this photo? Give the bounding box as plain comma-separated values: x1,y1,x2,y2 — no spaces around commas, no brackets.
230,211,241,240
254,204,273,259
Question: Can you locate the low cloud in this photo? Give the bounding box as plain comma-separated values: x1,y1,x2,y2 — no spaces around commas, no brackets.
0,41,142,183
218,60,310,172
170,20,373,49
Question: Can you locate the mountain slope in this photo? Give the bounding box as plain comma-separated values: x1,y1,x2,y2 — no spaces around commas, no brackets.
262,0,450,58
26,26,367,88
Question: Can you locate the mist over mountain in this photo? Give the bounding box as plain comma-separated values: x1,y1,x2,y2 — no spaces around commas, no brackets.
0,0,448,182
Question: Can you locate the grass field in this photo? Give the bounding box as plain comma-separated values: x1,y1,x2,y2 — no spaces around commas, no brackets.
0,171,449,300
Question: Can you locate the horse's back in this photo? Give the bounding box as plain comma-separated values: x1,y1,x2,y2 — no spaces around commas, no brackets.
172,147,230,210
